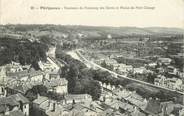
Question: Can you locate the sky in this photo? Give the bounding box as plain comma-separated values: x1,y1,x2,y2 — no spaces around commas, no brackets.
1,0,184,28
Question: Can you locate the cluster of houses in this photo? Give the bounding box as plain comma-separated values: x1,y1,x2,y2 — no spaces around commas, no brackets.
0,46,101,116
151,57,184,92
0,59,69,116
98,81,184,116
0,93,30,116
0,38,184,116
154,75,183,91
94,56,184,92
95,57,151,76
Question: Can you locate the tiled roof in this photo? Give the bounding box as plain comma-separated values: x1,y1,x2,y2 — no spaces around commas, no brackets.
0,93,29,107
7,70,43,79
0,105,6,113
7,80,43,94
29,70,43,77
44,78,67,88
0,97,19,106
9,110,25,116
145,99,162,115
7,70,28,78
9,93,29,104
33,96,48,105
65,94,91,101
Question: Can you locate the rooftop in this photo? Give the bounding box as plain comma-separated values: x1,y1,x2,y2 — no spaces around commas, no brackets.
7,70,44,79
44,77,68,88
0,93,29,112
9,93,29,104
65,94,92,100
33,96,49,105
145,99,162,115
8,110,25,116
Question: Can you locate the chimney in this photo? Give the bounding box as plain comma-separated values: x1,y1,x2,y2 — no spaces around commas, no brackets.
5,106,10,115
37,93,40,98
49,101,56,112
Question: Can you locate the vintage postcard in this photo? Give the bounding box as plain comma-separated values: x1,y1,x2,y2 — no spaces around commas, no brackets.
0,0,184,116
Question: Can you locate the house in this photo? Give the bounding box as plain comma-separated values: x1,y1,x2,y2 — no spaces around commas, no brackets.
147,62,157,68
38,57,60,73
0,66,6,81
29,71,44,83
65,94,92,104
7,80,43,95
131,107,146,116
154,75,183,90
116,64,133,75
7,70,29,82
108,99,127,110
33,96,49,111
179,107,184,116
0,93,29,116
107,34,112,39
133,67,147,74
166,78,183,90
89,101,104,113
154,75,167,86
67,103,98,116
47,72,60,80
33,96,95,116
6,70,44,95
7,69,44,83
156,67,165,74
179,72,184,79
100,108,115,116
44,77,68,95
167,66,178,75
33,96,60,116
158,58,172,65
119,102,135,113
5,61,30,73
105,59,117,66
77,33,86,39
125,92,147,110
3,33,22,40
144,98,162,115
161,101,184,116
117,89,132,99
0,110,25,116
0,85,7,97
46,45,56,58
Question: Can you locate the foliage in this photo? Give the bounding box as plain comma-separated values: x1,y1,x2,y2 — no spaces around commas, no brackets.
47,91,65,101
25,85,48,101
25,85,65,101
100,61,114,71
0,37,48,69
57,53,101,100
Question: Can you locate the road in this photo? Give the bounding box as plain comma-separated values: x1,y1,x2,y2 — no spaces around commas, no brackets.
71,49,184,95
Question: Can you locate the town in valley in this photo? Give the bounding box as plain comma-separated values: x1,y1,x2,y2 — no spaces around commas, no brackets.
0,25,184,116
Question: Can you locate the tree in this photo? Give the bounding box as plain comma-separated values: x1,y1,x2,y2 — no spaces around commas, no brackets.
0,37,48,69
25,85,48,101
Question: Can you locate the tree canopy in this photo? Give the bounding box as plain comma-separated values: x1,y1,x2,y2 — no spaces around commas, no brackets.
0,37,48,69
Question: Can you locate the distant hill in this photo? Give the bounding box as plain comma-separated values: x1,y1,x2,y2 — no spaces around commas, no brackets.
144,27,184,35
1,25,184,38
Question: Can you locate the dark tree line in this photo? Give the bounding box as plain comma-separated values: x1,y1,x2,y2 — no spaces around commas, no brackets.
0,37,48,69
25,85,64,102
57,53,101,100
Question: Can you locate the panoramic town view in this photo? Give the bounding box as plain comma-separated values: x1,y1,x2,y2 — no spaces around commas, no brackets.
0,25,184,116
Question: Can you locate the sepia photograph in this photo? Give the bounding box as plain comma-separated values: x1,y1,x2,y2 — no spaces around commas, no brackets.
0,0,184,116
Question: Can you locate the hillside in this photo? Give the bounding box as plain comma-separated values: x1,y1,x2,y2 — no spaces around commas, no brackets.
1,25,183,38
